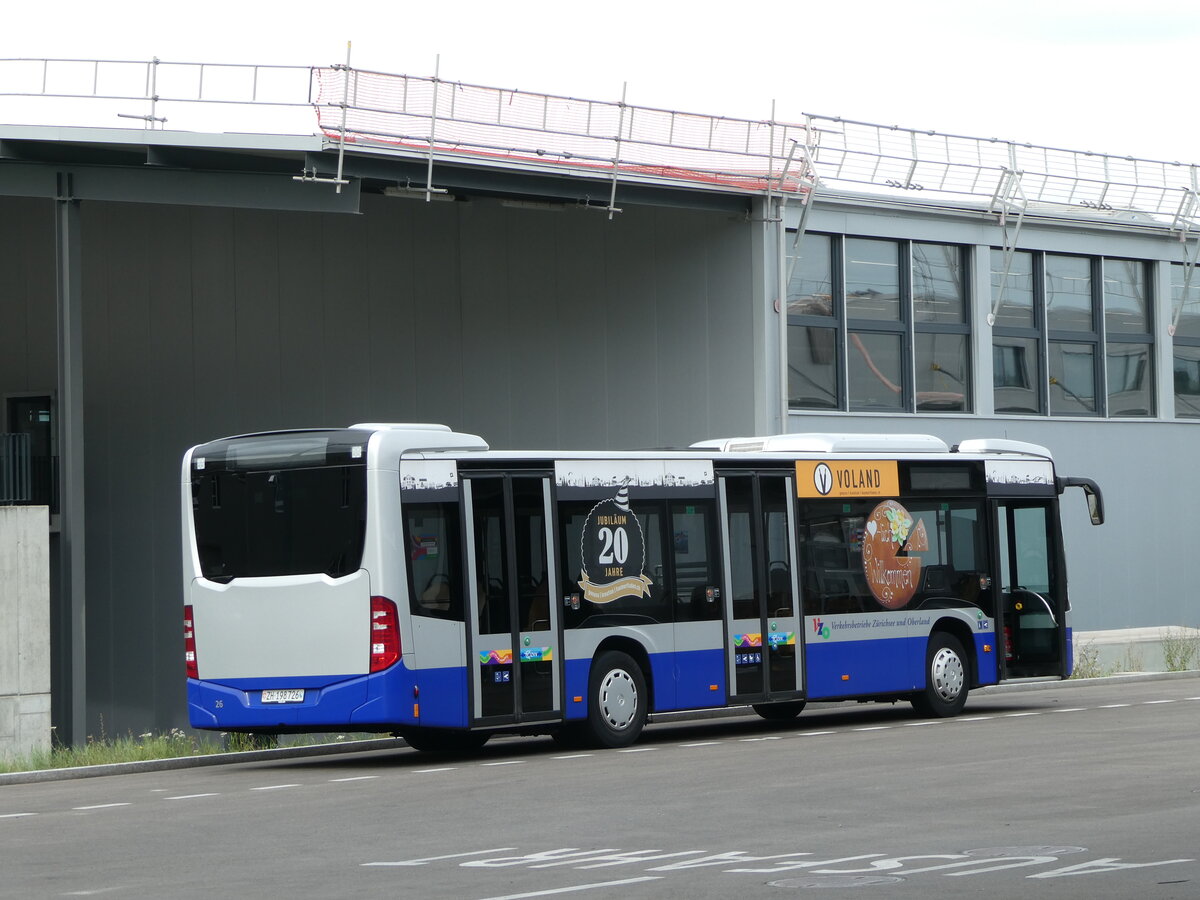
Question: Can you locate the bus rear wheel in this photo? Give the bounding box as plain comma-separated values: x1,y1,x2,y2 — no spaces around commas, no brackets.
752,700,806,722
586,651,647,748
911,632,968,717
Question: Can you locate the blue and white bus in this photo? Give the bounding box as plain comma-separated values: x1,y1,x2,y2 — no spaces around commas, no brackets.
181,424,1102,751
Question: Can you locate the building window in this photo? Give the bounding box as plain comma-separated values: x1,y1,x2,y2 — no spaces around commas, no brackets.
1103,259,1154,417
990,250,1154,417
1171,263,1200,418
787,235,970,413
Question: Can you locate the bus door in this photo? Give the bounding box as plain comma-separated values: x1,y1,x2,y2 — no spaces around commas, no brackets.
718,472,804,702
994,501,1067,678
464,473,562,725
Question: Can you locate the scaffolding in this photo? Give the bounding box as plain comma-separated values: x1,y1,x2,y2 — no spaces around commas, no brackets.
2,56,1199,231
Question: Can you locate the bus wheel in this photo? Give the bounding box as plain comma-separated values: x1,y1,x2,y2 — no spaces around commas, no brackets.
587,651,647,748
399,728,490,754
911,632,968,717
752,700,806,722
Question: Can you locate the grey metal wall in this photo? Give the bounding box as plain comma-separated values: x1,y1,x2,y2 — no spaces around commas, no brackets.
2,193,758,736
4,179,1193,738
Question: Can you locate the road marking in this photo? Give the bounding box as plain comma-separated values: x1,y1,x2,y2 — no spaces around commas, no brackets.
330,775,379,782
363,847,518,867
73,803,131,810
796,730,836,736
740,736,782,741
679,741,722,747
165,793,219,801
1144,700,1177,705
251,784,300,791
617,747,657,753
414,767,456,773
1004,712,1040,718
482,760,525,766
1054,708,1086,713
552,754,594,760
958,716,994,722
1098,703,1131,708
477,875,663,899
901,721,940,727
0,813,37,818
852,727,891,732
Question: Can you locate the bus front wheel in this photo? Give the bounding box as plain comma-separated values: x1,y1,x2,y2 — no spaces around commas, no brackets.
586,651,647,748
911,632,969,717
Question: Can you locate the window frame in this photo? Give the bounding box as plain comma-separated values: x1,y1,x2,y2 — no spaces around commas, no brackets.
787,233,972,414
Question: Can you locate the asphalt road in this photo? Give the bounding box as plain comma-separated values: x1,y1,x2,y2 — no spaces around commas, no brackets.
3,676,1198,899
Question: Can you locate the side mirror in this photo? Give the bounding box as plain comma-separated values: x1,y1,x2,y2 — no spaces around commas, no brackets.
1057,476,1104,526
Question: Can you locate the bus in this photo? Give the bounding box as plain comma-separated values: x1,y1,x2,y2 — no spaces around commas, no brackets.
181,424,1103,751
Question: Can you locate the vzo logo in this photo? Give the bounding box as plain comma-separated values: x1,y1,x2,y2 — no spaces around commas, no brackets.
813,618,832,640
813,463,833,496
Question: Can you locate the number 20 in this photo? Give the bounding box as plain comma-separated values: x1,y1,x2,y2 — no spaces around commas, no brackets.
598,526,629,565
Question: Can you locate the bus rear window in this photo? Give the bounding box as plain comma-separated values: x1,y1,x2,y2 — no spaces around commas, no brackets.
191,432,368,581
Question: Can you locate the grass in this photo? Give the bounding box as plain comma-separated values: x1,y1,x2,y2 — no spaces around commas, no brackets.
1071,639,1112,679
0,725,378,775
1161,627,1200,672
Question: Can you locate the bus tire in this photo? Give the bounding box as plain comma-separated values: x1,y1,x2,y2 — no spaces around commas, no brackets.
911,632,969,717
399,728,490,754
586,651,647,748
752,700,806,722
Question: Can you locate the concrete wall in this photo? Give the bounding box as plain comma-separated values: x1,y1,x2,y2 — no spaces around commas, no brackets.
0,505,51,760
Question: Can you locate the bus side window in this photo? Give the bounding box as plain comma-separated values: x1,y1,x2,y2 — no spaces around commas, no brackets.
404,502,465,623
672,501,719,622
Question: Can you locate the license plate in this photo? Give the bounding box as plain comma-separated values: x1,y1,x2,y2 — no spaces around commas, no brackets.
261,689,305,704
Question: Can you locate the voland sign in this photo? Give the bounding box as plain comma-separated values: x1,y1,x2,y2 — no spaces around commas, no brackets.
796,460,899,499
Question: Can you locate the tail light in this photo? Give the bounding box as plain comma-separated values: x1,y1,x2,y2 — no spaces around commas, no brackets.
184,605,199,679
370,596,401,672
1003,625,1013,661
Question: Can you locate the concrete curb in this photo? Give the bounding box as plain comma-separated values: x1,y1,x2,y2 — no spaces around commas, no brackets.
4,669,1197,786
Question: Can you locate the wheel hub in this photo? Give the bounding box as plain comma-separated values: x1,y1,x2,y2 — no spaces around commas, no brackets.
599,668,638,729
931,647,965,701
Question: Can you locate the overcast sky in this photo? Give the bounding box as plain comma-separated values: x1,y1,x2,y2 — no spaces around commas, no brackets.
5,0,1199,164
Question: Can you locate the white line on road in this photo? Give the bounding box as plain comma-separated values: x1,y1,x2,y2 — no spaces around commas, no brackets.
164,793,219,801
1054,708,1086,713
678,741,722,747
796,730,836,735
1004,712,1041,718
329,775,380,782
482,760,526,766
413,767,456,773
1098,703,1131,708
552,754,594,760
958,716,994,722
852,727,891,732
362,847,518,867
477,875,663,899
0,813,37,818
617,748,657,753
73,803,131,810
1144,700,1178,705
251,784,300,791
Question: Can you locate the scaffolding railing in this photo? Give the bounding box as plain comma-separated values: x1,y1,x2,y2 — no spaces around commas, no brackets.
3,57,1200,233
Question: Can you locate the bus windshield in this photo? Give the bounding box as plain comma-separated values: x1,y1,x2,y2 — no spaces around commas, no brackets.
190,431,369,582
